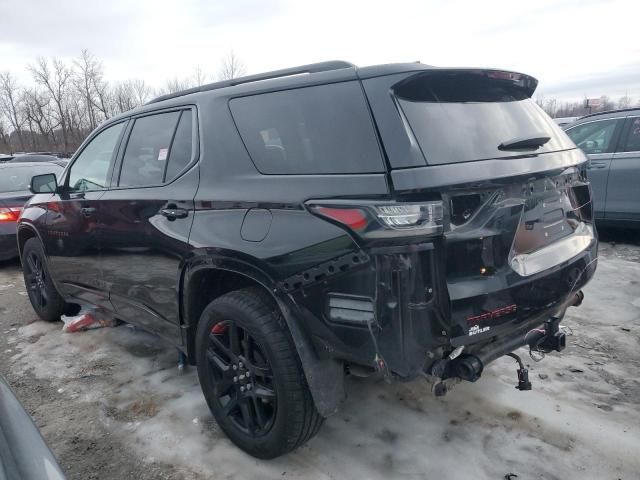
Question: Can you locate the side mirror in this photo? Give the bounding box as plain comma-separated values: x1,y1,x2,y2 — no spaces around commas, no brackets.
30,173,58,194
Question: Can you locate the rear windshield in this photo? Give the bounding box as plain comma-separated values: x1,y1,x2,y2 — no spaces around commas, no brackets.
393,71,575,165
0,164,62,193
230,82,384,174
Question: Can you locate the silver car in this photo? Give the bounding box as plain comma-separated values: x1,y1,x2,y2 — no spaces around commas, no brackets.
565,108,640,227
0,375,65,479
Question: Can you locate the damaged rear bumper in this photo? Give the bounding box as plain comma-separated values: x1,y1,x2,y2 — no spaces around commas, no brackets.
285,167,598,382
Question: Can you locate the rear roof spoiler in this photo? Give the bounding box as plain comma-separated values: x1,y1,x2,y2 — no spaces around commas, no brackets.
392,69,539,101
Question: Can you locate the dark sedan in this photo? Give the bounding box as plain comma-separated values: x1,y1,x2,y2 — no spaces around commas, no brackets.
0,162,63,261
0,375,65,479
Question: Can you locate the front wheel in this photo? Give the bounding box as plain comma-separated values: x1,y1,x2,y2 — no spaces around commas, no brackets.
195,288,323,459
21,238,66,322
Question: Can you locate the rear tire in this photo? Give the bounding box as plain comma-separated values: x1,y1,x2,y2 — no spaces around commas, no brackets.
195,287,323,459
21,238,66,322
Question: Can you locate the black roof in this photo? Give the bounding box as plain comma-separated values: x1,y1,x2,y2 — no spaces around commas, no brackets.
148,60,357,105
99,61,534,129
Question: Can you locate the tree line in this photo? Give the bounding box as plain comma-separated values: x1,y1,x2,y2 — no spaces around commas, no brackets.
0,50,246,155
2,51,639,155
535,93,639,119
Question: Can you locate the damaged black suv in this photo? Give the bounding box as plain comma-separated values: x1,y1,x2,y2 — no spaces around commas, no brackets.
19,61,597,458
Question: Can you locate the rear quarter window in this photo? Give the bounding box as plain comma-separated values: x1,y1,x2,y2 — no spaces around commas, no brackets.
229,82,384,174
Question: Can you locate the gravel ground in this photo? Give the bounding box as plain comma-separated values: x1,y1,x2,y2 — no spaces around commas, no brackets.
1,228,639,480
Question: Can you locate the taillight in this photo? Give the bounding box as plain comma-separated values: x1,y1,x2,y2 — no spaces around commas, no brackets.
0,207,21,223
309,201,444,240
315,207,368,231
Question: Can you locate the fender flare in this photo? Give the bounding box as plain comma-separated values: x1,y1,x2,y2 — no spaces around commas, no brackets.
183,256,345,417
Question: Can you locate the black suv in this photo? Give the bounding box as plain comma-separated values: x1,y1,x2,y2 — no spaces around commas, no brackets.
19,61,597,458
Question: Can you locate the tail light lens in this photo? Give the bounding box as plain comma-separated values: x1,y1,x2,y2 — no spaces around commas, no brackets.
309,201,444,240
0,207,21,223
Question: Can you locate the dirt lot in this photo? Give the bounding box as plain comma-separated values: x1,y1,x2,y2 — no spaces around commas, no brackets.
1,229,639,480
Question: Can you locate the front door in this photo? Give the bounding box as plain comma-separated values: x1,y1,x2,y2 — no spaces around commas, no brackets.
565,118,624,219
44,121,127,307
99,109,198,341
605,116,640,222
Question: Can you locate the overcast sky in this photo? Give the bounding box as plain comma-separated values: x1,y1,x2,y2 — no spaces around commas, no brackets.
1,0,638,102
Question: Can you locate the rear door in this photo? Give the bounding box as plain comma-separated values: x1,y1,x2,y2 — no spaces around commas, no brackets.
44,121,126,306
604,116,640,222
98,108,198,341
564,118,624,219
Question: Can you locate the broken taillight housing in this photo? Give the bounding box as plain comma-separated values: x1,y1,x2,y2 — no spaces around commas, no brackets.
309,201,444,240
0,207,21,223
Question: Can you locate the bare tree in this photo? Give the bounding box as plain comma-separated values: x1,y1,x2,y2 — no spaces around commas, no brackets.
111,81,137,115
0,117,11,153
544,98,558,118
617,93,632,109
192,65,209,86
218,51,247,80
29,57,74,151
0,72,26,150
598,95,615,112
157,76,192,96
132,79,151,105
23,88,58,148
74,49,100,130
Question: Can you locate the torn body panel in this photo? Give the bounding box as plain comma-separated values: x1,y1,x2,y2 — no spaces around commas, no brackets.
287,166,596,382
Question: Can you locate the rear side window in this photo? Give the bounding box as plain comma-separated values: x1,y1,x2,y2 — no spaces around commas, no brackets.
230,82,384,174
621,117,640,152
565,119,620,154
165,111,193,181
119,112,179,187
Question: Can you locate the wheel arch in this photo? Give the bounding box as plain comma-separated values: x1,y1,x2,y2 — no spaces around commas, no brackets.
17,224,42,259
182,259,345,417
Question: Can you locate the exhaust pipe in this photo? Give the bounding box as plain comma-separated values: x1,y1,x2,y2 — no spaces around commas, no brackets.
570,290,584,307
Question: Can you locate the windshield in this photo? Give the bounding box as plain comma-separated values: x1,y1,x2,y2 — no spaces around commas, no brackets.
393,71,575,165
0,165,62,193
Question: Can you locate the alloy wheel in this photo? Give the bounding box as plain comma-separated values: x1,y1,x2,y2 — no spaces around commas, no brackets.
25,252,48,309
207,320,277,436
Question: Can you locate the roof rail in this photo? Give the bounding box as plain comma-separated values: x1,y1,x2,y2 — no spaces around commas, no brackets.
579,106,640,120
147,60,356,105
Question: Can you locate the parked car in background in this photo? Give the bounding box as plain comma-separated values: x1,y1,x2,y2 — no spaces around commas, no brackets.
19,61,596,458
0,154,14,162
0,162,64,261
564,108,640,227
553,116,580,127
10,154,62,164
0,375,65,479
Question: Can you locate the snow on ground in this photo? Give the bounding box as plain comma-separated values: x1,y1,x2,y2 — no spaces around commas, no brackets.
3,249,640,479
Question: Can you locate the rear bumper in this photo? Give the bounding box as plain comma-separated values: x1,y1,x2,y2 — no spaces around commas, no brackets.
289,229,597,379
0,224,18,261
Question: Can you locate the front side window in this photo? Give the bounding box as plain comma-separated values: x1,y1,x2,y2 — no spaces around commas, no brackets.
68,122,125,192
565,119,620,155
229,82,384,174
621,117,640,152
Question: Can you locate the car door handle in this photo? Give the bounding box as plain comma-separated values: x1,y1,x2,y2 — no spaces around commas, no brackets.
80,207,96,217
588,162,607,169
160,208,189,219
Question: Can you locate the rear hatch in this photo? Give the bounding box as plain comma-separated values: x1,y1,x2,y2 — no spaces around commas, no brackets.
361,68,596,346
